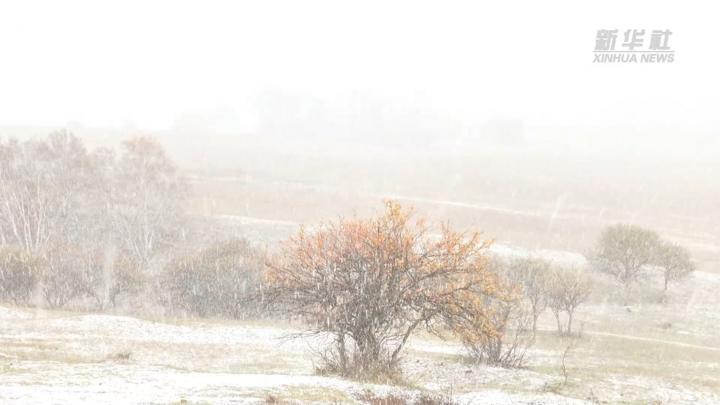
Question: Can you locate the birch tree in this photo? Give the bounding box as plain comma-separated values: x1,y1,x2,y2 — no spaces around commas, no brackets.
111,137,185,267
0,132,96,252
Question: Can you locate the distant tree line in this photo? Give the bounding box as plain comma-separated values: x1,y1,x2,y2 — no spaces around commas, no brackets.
0,131,183,308
0,131,265,315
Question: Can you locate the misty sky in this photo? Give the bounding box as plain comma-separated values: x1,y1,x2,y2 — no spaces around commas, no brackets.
1,0,718,135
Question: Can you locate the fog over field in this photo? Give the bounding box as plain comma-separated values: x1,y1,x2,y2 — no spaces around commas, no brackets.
0,1,719,404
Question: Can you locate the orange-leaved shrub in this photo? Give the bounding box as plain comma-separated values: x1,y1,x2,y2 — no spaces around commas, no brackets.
265,202,509,380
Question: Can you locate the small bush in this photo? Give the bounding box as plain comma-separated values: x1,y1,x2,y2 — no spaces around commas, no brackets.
39,244,103,308
109,350,132,361
357,391,409,405
454,294,533,368
356,390,456,405
162,239,265,318
415,392,456,405
263,394,282,404
0,246,39,305
105,253,144,309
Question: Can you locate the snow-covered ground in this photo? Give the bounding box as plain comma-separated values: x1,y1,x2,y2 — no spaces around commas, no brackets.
0,306,589,404
0,302,719,404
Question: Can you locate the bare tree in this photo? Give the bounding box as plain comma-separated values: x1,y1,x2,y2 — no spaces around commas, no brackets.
655,241,694,293
546,266,592,336
501,256,551,335
266,202,504,380
591,224,660,294
111,137,186,266
0,132,98,253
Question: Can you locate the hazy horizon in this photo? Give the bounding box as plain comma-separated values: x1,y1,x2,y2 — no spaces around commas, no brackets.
1,1,719,136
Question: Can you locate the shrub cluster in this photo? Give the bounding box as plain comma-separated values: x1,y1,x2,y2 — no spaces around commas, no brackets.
161,239,265,319
0,246,38,305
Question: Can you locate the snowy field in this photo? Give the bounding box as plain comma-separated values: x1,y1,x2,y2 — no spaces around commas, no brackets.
1,274,719,405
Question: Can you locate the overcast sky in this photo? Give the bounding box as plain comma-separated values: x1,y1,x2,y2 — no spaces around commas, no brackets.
0,0,718,135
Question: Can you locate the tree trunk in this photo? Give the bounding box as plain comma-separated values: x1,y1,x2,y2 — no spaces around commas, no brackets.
554,310,563,335
336,334,347,371
623,282,632,306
